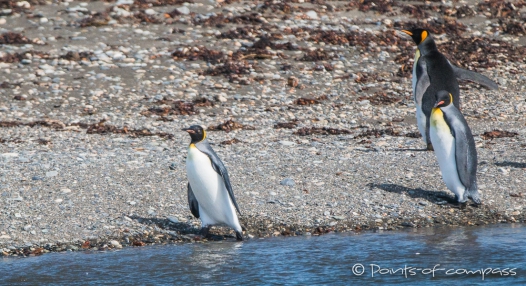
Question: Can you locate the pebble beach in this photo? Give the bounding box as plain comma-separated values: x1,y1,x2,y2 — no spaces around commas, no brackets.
0,0,525,256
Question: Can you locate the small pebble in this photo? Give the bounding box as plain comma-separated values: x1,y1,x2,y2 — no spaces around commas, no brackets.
280,178,295,187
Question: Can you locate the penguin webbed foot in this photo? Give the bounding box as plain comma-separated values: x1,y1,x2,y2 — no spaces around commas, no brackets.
451,202,468,209
235,231,244,241
200,226,211,238
470,202,481,208
435,194,457,204
448,194,468,209
436,195,469,209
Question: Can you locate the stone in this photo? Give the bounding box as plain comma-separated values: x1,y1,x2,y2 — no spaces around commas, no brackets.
110,240,122,248
144,9,156,15
1,153,18,158
280,178,295,187
176,6,190,15
305,10,318,19
279,140,296,146
116,0,134,4
46,171,58,177
167,216,179,224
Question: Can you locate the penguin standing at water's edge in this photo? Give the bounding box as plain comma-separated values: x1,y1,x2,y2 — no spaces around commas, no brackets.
183,125,243,241
430,90,481,206
400,28,498,151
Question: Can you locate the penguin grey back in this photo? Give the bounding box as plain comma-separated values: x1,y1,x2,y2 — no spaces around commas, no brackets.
441,104,477,195
194,139,242,215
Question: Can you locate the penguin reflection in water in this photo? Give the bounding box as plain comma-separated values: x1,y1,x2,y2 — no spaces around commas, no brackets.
400,28,498,151
183,125,243,241
430,90,481,207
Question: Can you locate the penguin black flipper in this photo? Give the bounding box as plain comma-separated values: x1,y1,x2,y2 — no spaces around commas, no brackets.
443,109,480,204
195,141,242,215
414,56,432,147
450,64,499,90
187,183,200,218
414,56,430,106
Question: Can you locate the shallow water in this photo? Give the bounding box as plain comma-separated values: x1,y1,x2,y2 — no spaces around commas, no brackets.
1,224,524,285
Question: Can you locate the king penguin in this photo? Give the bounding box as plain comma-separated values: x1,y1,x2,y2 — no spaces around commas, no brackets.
429,90,481,206
400,28,498,151
183,125,243,241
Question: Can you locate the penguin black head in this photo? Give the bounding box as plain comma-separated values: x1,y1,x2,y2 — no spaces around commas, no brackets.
400,28,430,45
434,90,454,108
182,125,206,143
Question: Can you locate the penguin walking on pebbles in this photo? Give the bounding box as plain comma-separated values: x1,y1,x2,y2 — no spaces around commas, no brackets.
430,90,481,206
183,125,243,241
400,28,498,150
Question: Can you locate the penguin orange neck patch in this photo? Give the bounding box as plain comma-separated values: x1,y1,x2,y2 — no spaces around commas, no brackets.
420,31,428,43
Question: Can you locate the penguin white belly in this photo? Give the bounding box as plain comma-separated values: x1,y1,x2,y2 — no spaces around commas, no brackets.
186,146,241,230
416,105,427,144
430,113,467,202
412,49,428,144
411,49,420,94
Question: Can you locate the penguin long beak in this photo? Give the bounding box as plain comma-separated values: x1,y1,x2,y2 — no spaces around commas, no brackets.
400,29,413,36
434,101,444,108
182,128,195,134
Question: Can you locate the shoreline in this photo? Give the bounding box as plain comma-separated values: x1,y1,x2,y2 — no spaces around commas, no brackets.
2,213,525,257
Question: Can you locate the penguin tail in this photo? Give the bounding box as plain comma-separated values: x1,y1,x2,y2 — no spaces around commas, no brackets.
426,142,434,151
469,193,481,205
467,187,482,205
